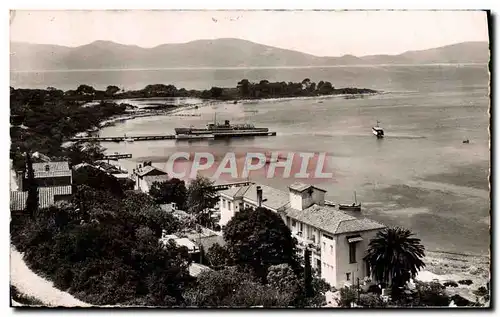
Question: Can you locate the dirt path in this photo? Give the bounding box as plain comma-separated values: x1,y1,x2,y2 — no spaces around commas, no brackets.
10,246,91,307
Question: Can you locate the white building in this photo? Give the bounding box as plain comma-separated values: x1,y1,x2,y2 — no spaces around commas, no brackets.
132,163,169,193
218,182,386,288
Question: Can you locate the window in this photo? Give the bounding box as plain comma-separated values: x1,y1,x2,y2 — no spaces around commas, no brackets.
330,245,333,255
223,200,226,208
300,223,303,232
292,220,296,227
346,273,351,281
323,242,326,250
349,243,357,263
228,202,232,210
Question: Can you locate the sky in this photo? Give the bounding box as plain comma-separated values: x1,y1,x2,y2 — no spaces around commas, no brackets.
10,10,489,57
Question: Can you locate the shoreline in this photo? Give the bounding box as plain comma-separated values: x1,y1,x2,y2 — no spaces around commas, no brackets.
94,92,383,131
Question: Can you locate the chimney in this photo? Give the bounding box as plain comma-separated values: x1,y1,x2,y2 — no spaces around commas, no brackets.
16,170,25,191
256,186,263,207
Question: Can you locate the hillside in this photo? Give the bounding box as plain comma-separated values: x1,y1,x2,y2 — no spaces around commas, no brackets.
10,38,489,71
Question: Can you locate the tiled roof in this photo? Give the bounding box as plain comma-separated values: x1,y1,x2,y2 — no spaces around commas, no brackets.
289,182,326,193
10,185,73,211
284,204,385,235
143,175,170,186
10,191,27,211
221,184,290,211
30,161,71,178
135,166,167,177
32,161,70,172
335,218,386,234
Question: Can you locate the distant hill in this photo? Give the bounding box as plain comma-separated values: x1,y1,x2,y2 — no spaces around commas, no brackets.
10,38,490,71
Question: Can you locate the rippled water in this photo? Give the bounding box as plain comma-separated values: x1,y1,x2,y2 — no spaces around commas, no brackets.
14,65,490,255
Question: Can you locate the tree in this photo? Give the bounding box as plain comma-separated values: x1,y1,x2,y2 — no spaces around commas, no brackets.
206,243,230,268
76,84,96,95
364,227,426,292
223,207,299,282
267,264,300,306
24,151,38,218
237,79,250,97
105,85,120,96
184,267,291,307
186,175,218,225
149,178,187,209
73,165,124,197
64,141,105,166
304,248,313,297
209,87,223,98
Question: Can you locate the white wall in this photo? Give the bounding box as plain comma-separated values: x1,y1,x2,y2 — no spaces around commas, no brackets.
289,188,325,211
319,231,337,287
334,230,380,287
219,196,234,226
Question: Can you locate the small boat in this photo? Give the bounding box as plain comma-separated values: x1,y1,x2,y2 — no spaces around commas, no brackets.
339,191,361,212
463,139,470,144
372,121,384,139
233,101,238,104
123,134,134,142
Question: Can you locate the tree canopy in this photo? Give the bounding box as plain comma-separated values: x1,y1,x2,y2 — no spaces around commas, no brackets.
223,207,300,281
149,178,187,210
364,227,426,291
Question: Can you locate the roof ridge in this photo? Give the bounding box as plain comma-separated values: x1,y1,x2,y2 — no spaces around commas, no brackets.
334,217,357,234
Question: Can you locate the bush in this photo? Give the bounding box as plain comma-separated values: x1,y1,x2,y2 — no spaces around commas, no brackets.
458,279,473,286
358,293,386,308
337,286,357,307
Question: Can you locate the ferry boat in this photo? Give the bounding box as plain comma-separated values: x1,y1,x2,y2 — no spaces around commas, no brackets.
175,114,269,136
372,121,384,139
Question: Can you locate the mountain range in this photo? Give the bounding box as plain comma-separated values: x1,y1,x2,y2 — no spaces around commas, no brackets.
10,38,489,71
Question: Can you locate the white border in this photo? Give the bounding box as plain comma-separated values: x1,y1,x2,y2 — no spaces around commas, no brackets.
2,1,497,317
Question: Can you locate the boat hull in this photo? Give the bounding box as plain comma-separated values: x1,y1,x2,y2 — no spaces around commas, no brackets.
175,127,269,135
338,204,362,212
372,127,384,138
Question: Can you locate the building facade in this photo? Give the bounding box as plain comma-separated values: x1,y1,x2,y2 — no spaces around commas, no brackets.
218,182,386,288
11,161,73,212
132,162,169,193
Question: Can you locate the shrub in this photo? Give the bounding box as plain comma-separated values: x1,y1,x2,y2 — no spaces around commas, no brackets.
358,293,386,308
337,286,357,307
458,279,473,286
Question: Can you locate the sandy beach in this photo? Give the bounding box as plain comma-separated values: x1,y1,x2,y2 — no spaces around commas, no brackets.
417,250,490,304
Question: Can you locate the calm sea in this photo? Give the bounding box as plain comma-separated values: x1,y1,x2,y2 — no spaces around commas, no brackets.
11,65,491,255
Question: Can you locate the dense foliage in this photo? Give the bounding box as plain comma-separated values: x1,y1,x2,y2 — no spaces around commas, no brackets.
186,176,219,226
10,87,127,170
11,186,191,306
223,207,300,282
10,285,43,306
149,178,188,210
184,267,293,307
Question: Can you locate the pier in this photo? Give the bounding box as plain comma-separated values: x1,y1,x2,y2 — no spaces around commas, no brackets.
103,153,133,160
70,131,277,142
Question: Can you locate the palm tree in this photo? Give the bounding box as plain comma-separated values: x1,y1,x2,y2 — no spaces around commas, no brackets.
364,227,425,290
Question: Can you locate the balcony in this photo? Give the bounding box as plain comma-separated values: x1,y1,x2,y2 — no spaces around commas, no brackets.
294,234,321,253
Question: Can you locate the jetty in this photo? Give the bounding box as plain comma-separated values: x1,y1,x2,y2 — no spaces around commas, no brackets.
70,131,276,142
103,153,133,160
